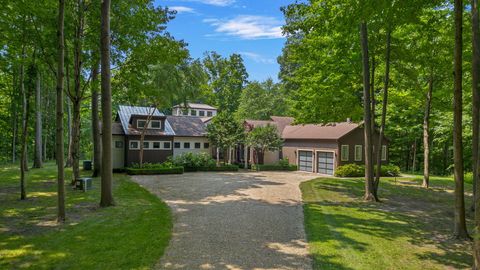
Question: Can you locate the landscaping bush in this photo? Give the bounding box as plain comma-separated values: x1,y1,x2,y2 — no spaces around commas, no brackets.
335,164,365,177
335,164,400,177
252,159,298,171
169,152,216,171
126,166,184,175
198,164,239,172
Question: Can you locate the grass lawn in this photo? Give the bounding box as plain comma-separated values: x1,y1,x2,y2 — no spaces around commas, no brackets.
301,175,473,270
0,162,172,269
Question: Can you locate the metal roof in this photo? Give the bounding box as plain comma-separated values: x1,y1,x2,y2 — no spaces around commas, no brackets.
117,105,175,136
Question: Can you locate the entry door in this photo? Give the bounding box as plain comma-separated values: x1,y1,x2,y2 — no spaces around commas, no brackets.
317,152,334,175
298,151,313,172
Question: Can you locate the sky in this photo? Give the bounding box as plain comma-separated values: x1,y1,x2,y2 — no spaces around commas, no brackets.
155,0,294,82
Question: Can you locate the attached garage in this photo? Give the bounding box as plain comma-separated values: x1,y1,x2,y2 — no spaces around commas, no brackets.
298,150,313,172
317,151,334,175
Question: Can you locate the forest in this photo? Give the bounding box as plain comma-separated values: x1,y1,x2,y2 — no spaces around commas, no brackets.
2,0,480,268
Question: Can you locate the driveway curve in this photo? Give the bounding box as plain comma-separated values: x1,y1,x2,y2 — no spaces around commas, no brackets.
132,171,318,270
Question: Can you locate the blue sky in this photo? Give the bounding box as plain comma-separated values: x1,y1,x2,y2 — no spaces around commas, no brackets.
155,0,294,82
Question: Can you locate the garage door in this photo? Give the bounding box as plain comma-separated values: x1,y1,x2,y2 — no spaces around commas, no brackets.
317,151,334,175
298,151,313,172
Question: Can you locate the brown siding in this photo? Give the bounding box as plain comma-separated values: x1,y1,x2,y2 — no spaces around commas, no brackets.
337,127,389,166
130,115,166,132
125,135,173,166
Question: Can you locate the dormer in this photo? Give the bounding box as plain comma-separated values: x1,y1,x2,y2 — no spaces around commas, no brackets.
172,103,217,117
129,114,166,131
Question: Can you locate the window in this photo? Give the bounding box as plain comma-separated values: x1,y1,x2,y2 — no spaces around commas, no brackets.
150,120,161,129
354,145,363,161
207,111,213,117
129,141,139,150
381,145,387,161
174,142,181,149
152,142,161,149
137,120,147,128
341,145,349,161
115,141,124,148
184,142,190,149
199,110,205,117
190,110,197,116
143,141,150,149
195,142,201,149
204,142,210,149
182,110,188,116
164,142,171,149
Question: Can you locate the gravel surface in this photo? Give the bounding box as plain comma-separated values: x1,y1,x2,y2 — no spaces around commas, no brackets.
132,171,318,270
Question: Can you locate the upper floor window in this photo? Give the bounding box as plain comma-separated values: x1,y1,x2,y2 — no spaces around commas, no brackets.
341,145,349,161
137,119,162,129
150,120,161,129
191,110,197,116
381,145,387,161
354,145,363,161
137,120,147,128
199,110,205,117
207,111,213,117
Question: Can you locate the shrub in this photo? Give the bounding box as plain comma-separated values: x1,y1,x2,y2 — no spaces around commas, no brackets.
335,164,401,177
130,162,175,169
252,159,297,171
335,164,365,177
126,166,184,175
198,165,239,172
168,152,216,171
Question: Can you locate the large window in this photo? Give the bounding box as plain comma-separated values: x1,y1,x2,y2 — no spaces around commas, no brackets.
341,145,349,161
381,145,387,161
354,145,363,161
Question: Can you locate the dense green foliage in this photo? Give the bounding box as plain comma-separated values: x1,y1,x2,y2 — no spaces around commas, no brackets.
169,152,217,171
301,176,472,269
335,164,400,177
0,163,172,269
246,124,283,164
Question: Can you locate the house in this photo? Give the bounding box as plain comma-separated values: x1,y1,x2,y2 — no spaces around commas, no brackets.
166,116,211,157
172,103,217,117
111,105,212,169
281,122,389,175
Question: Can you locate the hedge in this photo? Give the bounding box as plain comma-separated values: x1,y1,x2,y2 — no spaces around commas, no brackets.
126,166,184,175
185,165,239,172
335,164,401,177
251,164,298,171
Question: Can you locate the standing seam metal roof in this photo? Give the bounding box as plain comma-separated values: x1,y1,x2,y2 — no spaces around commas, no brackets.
117,105,175,136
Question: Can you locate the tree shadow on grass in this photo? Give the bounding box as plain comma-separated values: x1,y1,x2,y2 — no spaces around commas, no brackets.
304,177,472,269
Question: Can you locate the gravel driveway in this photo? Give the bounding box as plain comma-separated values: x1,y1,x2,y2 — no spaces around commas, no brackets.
132,171,318,270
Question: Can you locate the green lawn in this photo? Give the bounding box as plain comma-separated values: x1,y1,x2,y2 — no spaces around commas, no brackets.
301,175,473,270
0,162,172,269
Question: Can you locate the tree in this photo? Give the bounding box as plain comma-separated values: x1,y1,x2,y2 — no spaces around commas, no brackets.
100,0,114,207
473,0,480,266
56,0,66,222
246,125,283,165
453,0,469,240
33,69,42,168
91,61,101,177
206,112,244,164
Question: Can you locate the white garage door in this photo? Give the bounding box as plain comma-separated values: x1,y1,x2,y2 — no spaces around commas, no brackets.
317,151,334,175
298,151,313,172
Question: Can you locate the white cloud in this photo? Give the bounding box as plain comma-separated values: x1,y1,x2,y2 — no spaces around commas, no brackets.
170,6,196,14
189,0,235,6
204,15,284,40
239,52,275,64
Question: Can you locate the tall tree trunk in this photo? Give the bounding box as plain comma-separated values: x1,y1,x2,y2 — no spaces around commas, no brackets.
472,0,480,266
216,147,220,166
453,0,469,239
65,86,73,167
412,139,417,173
360,22,375,202
19,46,27,200
91,62,101,177
374,30,391,199
43,85,50,163
56,0,66,222
71,100,81,182
100,0,114,207
11,69,18,164
33,70,43,168
423,69,433,188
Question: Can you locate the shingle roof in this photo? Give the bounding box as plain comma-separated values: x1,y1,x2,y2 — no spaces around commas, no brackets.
166,116,207,137
172,103,216,110
117,105,175,136
282,122,360,140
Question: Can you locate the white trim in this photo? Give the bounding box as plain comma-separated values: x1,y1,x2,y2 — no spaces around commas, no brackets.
137,119,162,129
315,150,336,176
129,140,172,150
129,140,140,150
341,145,349,161
297,149,314,173
354,145,363,161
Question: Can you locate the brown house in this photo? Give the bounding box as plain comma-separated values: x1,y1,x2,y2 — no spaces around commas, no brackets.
282,121,389,175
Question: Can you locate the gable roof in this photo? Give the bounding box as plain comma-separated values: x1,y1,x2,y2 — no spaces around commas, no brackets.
117,105,175,136
166,116,207,137
244,116,295,134
282,122,360,140
172,103,216,110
